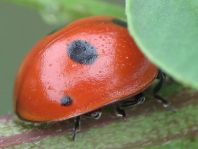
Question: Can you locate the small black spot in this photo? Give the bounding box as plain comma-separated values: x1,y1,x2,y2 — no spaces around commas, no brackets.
60,96,73,106
112,18,127,28
67,40,97,64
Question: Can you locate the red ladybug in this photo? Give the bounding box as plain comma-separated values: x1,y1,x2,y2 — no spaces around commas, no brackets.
14,16,170,140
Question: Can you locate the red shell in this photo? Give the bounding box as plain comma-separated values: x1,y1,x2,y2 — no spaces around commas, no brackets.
14,16,158,122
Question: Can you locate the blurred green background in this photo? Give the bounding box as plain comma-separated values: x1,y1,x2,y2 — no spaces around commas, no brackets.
0,2,54,114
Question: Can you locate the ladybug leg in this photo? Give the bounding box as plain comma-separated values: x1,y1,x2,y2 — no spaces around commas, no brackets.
72,116,81,141
154,71,176,111
115,104,126,118
115,93,146,117
89,111,102,120
85,110,102,120
120,93,146,108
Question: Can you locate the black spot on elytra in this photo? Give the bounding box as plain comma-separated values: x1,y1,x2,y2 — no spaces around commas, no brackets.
112,18,127,28
67,40,97,64
60,96,73,106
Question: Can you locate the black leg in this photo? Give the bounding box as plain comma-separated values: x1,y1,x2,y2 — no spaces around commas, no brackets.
153,71,168,106
115,104,126,118
72,116,80,141
120,93,146,108
135,93,146,104
90,111,102,120
85,110,102,120
115,93,146,117
153,71,176,111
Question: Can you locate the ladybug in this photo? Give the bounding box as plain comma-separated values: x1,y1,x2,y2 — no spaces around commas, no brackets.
14,16,171,140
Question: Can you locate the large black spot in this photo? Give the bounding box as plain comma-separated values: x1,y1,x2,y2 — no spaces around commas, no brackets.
112,18,127,28
67,40,97,64
60,96,73,106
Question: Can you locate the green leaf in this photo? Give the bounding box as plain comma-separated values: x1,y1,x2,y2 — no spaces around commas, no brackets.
126,0,198,89
6,0,125,24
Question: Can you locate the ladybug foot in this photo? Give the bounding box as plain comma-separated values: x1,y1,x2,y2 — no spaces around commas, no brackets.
163,103,177,112
115,105,126,118
154,95,176,112
85,110,102,120
90,111,102,120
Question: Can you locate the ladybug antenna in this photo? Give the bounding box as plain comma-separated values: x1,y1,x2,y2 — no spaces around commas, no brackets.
72,116,81,141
